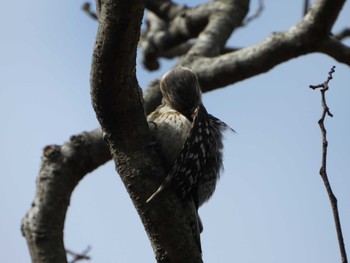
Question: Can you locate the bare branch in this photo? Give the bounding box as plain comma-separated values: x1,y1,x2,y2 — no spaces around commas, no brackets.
334,28,350,40
90,0,202,261
140,0,347,112
82,2,98,20
140,4,211,70
309,65,336,91
317,37,350,66
141,0,248,70
309,66,348,263
303,0,345,33
21,129,111,263
145,0,184,21
24,1,350,261
187,0,249,57
66,246,91,263
184,0,348,91
242,0,264,26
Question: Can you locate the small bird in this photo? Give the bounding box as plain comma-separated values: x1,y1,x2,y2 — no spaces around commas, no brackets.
147,67,233,251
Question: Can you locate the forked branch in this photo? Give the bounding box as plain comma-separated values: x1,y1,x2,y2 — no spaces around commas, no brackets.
309,66,348,263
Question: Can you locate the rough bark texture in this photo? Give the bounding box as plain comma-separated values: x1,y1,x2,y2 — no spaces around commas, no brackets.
21,129,111,263
22,0,349,262
90,0,202,262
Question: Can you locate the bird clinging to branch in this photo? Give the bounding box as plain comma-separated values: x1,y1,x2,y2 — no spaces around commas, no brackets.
147,67,233,250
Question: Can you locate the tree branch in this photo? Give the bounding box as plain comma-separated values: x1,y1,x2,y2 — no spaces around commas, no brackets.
309,66,348,263
140,4,210,70
317,37,350,67
24,1,350,261
90,0,202,262
182,0,348,91
82,2,98,20
334,28,350,40
186,0,249,57
145,0,184,21
241,0,264,26
140,0,347,112
66,246,91,263
141,0,247,70
21,129,111,263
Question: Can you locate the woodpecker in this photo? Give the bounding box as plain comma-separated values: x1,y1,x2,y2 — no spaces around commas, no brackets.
147,67,232,250
147,67,232,204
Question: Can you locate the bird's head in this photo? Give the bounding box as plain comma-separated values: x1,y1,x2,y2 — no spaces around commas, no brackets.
160,67,202,120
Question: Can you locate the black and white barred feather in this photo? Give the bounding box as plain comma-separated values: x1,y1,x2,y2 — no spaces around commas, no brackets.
147,103,232,206
146,67,233,252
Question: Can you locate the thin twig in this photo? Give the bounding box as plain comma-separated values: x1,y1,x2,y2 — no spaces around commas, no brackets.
309,66,348,263
334,28,350,40
242,0,264,26
66,246,91,263
81,2,98,20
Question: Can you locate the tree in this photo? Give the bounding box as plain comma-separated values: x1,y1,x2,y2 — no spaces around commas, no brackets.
21,0,350,262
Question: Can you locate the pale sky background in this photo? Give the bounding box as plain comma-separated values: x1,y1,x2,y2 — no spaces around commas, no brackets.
1,1,350,262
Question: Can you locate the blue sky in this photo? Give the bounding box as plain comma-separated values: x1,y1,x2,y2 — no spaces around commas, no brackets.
1,1,349,262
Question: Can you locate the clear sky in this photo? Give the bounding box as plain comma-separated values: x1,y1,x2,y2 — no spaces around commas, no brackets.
1,1,349,262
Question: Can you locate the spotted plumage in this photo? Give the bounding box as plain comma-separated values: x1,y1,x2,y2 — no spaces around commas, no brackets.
147,103,232,206
146,67,232,252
